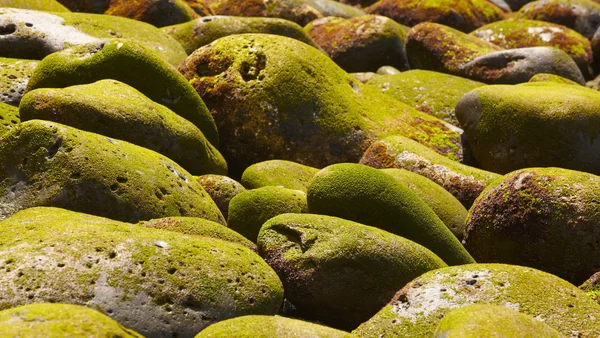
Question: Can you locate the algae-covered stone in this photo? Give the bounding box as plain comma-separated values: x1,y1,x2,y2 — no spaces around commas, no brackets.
197,315,355,338
241,160,319,192
307,163,473,265
366,0,505,32
228,186,308,242
0,303,142,337
471,19,594,78
518,0,600,39
0,8,186,65
580,272,600,305
354,264,600,338
138,216,256,251
0,102,19,135
20,80,226,176
197,174,246,219
105,0,197,28
204,0,364,26
0,207,284,338
433,304,565,338
456,82,600,174
381,168,468,241
258,213,447,329
305,15,409,73
464,167,600,284
0,120,225,223
179,34,462,176
529,72,583,84
365,70,485,126
163,16,317,55
360,135,500,208
0,0,69,11
0,57,38,106
25,39,218,146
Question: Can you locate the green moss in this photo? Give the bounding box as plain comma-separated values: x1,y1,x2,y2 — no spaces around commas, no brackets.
25,39,218,147
354,264,600,337
0,57,38,107
228,186,308,242
0,0,69,11
0,120,225,223
0,207,284,337
381,168,468,240
196,174,246,218
529,72,582,84
307,163,474,265
20,79,226,175
258,213,446,329
518,0,600,39
0,102,19,136
241,160,319,192
0,303,142,337
434,304,565,337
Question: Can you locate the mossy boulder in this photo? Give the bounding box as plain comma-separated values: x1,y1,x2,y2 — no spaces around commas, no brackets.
258,213,446,330
305,15,409,73
138,216,256,251
0,303,142,337
228,186,308,242
20,80,226,176
182,0,211,16
381,168,468,241
433,304,566,338
354,264,600,338
360,135,501,208
0,120,225,223
241,160,319,192
104,0,197,28
25,39,218,146
178,34,462,176
0,8,186,65
366,0,505,32
456,82,600,174
0,102,19,135
196,174,246,219
196,315,355,338
307,163,473,265
163,16,317,55
0,0,69,11
203,0,364,26
471,19,594,79
580,272,600,305
0,57,38,106
529,72,583,84
464,167,600,285
365,70,485,126
518,0,600,39
0,207,284,337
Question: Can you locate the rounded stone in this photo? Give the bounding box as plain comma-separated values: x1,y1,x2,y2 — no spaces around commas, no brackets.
518,0,600,39
241,160,319,193
105,0,197,28
196,174,246,219
0,0,70,11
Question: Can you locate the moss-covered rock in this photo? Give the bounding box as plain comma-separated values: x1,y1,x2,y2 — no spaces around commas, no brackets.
105,0,197,28
54,0,110,13
196,315,355,338
529,72,583,84
0,8,186,65
354,264,600,337
241,160,319,192
0,57,38,107
518,0,600,39
178,34,462,176
305,15,409,73
360,135,500,208
204,0,364,26
0,0,69,11
381,168,467,241
456,82,600,174
307,163,473,265
25,39,218,146
228,186,308,242
433,304,566,338
464,167,600,285
20,80,226,176
0,120,225,223
0,303,142,337
182,0,211,16
197,174,246,219
0,207,283,337
0,102,19,135
258,213,446,329
138,216,256,251
471,19,594,79
365,70,485,126
580,272,600,305
163,16,317,55
366,0,505,32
